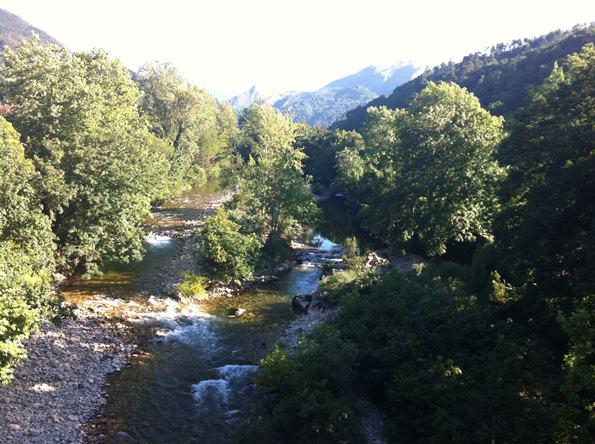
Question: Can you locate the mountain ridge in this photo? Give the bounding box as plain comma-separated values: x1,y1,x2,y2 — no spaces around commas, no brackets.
0,8,59,49
227,62,422,126
332,24,595,131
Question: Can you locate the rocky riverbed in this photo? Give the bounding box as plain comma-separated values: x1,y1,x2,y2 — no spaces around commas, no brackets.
0,313,135,443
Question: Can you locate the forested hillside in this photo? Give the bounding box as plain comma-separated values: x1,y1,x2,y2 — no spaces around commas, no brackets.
271,64,421,127
243,43,595,443
0,8,59,49
333,24,594,130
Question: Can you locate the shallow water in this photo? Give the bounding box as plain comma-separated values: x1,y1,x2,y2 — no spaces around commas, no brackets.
62,185,352,443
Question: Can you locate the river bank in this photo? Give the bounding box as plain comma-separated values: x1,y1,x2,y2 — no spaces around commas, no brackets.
0,312,135,443
0,185,229,444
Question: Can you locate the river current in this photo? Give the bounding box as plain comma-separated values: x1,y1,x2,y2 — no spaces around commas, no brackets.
62,184,357,443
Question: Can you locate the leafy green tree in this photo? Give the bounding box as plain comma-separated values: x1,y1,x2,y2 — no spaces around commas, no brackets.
296,127,364,186
0,116,55,383
497,44,595,306
338,82,505,255
136,62,223,191
243,328,360,444
232,104,318,248
496,45,595,440
557,295,595,442
1,38,166,276
196,208,262,284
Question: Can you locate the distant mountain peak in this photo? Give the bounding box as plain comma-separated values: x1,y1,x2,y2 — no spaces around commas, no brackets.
227,62,422,125
324,62,423,96
227,85,263,111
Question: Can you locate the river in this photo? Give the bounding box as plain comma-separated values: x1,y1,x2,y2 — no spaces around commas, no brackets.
62,184,357,443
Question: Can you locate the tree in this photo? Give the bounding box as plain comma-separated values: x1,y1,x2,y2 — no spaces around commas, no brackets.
196,208,262,284
338,82,505,255
136,62,223,191
495,45,595,440
0,116,55,383
1,38,166,276
496,44,595,306
296,127,364,187
232,104,318,249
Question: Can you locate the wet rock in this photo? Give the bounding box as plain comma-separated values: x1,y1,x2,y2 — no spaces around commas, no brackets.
227,308,246,317
115,430,130,440
292,294,313,315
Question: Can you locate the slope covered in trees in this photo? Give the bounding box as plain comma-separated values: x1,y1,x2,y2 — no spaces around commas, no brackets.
0,8,59,49
333,24,594,131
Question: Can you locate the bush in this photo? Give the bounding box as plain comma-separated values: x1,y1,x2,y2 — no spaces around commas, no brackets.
242,327,360,443
177,272,208,300
0,291,37,384
196,208,262,285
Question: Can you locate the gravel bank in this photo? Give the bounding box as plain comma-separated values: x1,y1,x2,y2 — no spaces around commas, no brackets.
0,189,230,444
0,313,134,443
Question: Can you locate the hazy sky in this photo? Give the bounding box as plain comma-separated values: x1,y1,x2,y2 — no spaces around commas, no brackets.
2,0,594,98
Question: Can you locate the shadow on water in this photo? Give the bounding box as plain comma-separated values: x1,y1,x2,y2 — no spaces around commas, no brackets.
314,197,385,251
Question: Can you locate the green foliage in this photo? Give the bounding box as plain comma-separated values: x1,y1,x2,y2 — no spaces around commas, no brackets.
0,291,37,384
196,208,262,285
136,62,230,193
494,44,595,439
296,127,364,186
0,116,55,383
177,272,208,300
338,82,505,255
1,38,167,276
557,295,595,442
496,44,595,308
243,328,360,444
255,265,552,442
230,104,318,248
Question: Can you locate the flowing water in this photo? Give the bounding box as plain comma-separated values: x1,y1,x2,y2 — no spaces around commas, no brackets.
62,184,354,443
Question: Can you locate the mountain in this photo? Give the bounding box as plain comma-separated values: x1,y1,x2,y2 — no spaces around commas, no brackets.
228,63,422,127
333,24,595,131
227,85,263,111
0,8,59,49
272,63,422,127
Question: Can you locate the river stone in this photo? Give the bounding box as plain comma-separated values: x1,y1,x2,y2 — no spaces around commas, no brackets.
115,430,130,440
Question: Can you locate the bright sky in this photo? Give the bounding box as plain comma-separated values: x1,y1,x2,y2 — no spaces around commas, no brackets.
2,0,594,98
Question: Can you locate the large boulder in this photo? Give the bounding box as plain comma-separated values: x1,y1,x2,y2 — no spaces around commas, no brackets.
291,293,313,315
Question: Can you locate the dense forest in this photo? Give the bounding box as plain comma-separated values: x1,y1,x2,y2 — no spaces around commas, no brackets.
240,41,595,442
0,21,593,444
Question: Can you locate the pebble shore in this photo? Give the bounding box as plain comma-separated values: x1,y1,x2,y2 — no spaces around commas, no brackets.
0,191,229,444
0,312,135,443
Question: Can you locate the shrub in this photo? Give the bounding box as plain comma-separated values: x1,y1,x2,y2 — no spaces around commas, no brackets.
196,208,262,285
243,328,360,443
177,272,208,300
0,116,55,383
